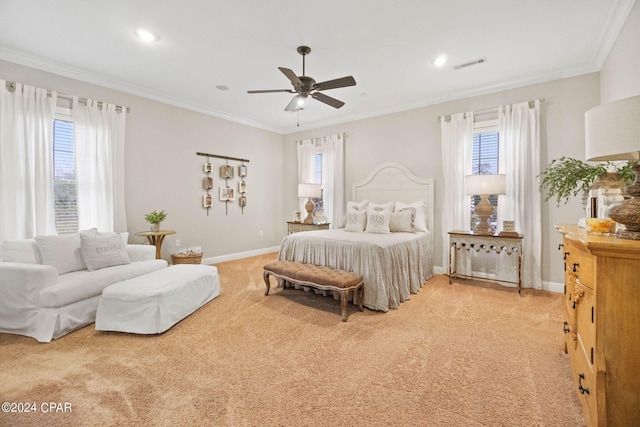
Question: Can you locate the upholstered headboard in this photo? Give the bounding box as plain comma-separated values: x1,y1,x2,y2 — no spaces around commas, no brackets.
353,162,435,232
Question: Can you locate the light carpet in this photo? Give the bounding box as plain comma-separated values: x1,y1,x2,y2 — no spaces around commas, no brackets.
0,252,583,426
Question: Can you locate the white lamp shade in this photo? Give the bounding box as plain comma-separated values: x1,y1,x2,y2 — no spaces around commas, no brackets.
298,183,322,198
465,174,506,195
585,95,640,161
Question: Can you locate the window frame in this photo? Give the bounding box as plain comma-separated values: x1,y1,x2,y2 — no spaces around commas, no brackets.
470,119,500,230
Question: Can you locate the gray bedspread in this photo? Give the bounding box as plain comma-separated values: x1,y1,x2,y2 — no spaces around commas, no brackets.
277,229,434,311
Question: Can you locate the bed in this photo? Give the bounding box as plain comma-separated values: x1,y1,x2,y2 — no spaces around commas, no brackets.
278,162,434,312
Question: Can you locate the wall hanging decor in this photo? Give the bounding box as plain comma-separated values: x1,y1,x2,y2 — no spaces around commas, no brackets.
196,152,250,216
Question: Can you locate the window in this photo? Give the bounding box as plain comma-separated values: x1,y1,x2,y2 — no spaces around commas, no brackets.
53,108,78,234
470,120,500,230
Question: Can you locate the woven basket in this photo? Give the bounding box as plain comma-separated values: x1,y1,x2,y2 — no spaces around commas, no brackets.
171,253,202,265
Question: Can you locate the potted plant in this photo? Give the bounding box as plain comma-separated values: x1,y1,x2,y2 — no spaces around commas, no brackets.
539,157,636,206
144,210,167,232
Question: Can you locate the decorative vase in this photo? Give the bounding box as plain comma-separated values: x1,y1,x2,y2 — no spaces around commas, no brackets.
150,223,160,232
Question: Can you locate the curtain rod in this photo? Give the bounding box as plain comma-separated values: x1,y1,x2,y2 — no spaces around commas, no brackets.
439,98,545,121
5,80,130,114
196,152,250,163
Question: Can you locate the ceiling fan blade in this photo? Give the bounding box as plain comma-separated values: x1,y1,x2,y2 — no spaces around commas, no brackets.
314,76,356,91
247,89,294,94
311,92,345,109
284,96,303,112
278,67,303,86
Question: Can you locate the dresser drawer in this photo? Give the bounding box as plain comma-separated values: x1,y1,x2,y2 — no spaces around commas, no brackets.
570,345,597,426
574,281,596,369
564,240,595,289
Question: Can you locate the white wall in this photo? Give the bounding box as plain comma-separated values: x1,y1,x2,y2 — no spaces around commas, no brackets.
0,60,286,262
284,73,601,287
600,0,640,102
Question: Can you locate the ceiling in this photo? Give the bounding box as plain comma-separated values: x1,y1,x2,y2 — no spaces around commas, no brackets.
0,0,635,134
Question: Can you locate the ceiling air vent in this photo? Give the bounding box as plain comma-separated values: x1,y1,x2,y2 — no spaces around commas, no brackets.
454,57,487,70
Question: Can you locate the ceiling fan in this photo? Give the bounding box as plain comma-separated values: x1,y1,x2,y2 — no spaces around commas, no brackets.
247,46,356,112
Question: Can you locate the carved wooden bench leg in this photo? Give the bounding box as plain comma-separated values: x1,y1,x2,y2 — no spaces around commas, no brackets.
263,271,271,296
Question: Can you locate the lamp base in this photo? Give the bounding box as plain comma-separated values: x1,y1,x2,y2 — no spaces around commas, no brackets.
303,198,315,224
609,165,640,240
472,195,496,235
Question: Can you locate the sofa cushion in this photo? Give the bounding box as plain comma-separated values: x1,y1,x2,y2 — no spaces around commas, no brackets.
80,233,131,271
38,259,168,308
1,239,41,264
35,234,86,274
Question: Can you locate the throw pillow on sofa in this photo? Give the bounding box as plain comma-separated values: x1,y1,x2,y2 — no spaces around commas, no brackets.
80,232,131,271
35,234,87,274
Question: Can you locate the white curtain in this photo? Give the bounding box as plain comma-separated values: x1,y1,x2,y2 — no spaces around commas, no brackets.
72,98,127,232
296,139,316,214
321,134,345,227
0,80,57,240
498,101,542,289
440,113,473,274
296,134,345,227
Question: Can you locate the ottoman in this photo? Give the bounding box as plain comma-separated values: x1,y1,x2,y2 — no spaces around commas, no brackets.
95,264,220,334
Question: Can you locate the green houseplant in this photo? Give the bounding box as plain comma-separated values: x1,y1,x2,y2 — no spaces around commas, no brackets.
539,157,636,206
144,210,167,232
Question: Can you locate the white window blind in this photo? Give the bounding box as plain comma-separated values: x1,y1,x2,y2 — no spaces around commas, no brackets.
53,118,78,234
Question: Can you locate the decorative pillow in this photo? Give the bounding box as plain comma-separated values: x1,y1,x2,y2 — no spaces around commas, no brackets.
344,208,367,232
389,207,416,233
35,234,87,274
341,200,369,227
1,239,40,263
80,233,131,271
365,207,392,234
395,200,428,232
369,201,395,212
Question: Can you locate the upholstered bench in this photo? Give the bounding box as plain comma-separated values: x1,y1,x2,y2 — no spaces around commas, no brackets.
263,261,364,322
95,264,220,334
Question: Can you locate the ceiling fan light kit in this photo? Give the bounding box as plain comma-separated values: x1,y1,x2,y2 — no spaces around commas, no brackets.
248,46,356,112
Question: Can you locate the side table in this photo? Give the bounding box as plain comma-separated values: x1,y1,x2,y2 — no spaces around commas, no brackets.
135,230,176,259
286,222,330,234
448,230,524,294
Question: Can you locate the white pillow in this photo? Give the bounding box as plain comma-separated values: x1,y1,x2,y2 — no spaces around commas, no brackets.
80,232,131,271
365,207,392,234
344,208,367,232
389,207,416,233
369,201,395,211
341,200,369,228
35,234,86,274
395,200,428,232
1,239,40,263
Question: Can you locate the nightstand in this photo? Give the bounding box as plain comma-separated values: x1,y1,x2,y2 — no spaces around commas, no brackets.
287,222,330,234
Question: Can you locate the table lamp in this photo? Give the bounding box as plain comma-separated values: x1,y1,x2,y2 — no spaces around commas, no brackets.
466,174,506,235
585,95,640,239
298,183,322,224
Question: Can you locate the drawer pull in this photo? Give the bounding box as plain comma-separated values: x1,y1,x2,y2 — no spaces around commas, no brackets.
572,263,579,273
558,243,563,250
563,321,570,333
578,373,590,395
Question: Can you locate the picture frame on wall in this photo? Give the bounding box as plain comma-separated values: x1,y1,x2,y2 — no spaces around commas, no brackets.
204,162,212,173
203,194,212,207
238,164,247,177
220,165,234,179
239,181,247,193
239,196,247,207
203,177,213,190
220,187,235,201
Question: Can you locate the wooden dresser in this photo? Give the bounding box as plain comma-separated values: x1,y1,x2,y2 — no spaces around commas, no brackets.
556,225,640,426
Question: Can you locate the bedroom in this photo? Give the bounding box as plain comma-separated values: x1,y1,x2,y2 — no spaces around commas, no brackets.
1,0,639,425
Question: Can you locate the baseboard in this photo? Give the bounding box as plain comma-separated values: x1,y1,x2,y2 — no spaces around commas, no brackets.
433,265,565,294
202,246,280,265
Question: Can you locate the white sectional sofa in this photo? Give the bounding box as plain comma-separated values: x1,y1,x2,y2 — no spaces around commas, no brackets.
0,230,168,342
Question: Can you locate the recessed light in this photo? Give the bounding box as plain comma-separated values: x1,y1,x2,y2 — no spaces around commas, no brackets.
434,54,448,67
135,28,157,43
